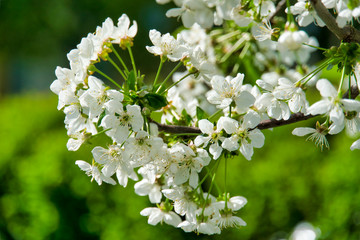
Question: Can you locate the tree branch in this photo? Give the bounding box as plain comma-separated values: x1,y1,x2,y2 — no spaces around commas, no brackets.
150,119,202,134
151,86,359,134
255,112,315,130
343,85,360,99
310,0,360,43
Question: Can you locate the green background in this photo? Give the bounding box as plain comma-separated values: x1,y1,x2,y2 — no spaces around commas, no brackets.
0,0,360,239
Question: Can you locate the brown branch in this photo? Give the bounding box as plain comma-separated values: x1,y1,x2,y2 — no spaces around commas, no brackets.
150,119,201,134
310,0,360,43
151,86,359,134
255,112,315,130
343,85,359,99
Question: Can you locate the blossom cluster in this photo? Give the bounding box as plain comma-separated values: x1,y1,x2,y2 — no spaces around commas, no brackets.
290,0,360,27
51,0,360,235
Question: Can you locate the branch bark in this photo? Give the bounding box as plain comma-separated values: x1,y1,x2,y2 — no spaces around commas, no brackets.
150,120,202,134
151,86,360,134
310,0,360,43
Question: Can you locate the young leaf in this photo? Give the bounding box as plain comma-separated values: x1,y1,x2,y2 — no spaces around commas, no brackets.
196,107,208,120
127,70,136,91
144,93,168,110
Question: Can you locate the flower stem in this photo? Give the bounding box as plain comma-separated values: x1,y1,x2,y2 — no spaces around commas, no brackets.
107,55,127,80
194,159,219,192
153,57,164,90
302,43,328,51
170,132,201,136
110,44,129,74
348,74,352,99
201,163,218,217
286,0,295,24
338,57,347,98
91,128,110,138
161,72,195,94
156,61,183,93
205,166,222,195
127,45,137,80
224,157,228,210
297,58,333,86
91,65,122,89
208,109,223,122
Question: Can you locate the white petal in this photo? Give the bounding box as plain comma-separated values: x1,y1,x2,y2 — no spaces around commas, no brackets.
174,168,190,185
341,99,360,112
217,117,238,134
229,196,247,211
75,160,91,171
164,212,182,227
194,135,210,147
292,127,316,136
221,137,239,151
240,142,253,160
134,179,152,196
249,129,265,148
234,91,255,113
243,110,261,129
350,139,360,150
149,187,162,203
91,146,107,164
198,119,214,134
67,138,83,151
308,100,331,115
209,143,222,160
189,168,199,188
316,79,337,97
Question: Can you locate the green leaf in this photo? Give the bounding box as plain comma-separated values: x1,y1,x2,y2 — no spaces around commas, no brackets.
326,63,334,71
127,70,136,91
97,110,106,127
196,107,208,120
181,109,192,125
143,93,168,110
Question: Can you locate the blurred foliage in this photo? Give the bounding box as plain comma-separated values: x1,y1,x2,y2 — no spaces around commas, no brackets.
0,94,360,239
0,0,179,94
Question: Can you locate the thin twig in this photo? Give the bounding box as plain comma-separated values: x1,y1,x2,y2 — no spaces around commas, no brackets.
343,85,359,99
149,119,201,134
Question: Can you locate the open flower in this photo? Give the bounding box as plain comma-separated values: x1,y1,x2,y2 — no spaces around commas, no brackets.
194,117,234,159
140,206,181,227
292,123,330,150
207,73,255,111
100,105,143,143
75,160,116,185
221,111,265,160
112,14,138,48
146,30,186,61
308,79,360,135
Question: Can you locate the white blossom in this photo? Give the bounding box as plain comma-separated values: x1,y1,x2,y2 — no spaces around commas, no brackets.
308,79,360,135
289,0,325,27
146,30,186,61
140,207,182,227
166,0,214,28
221,111,265,160
75,160,116,185
292,126,330,150
134,178,162,203
92,145,138,186
207,73,255,110
101,105,143,143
